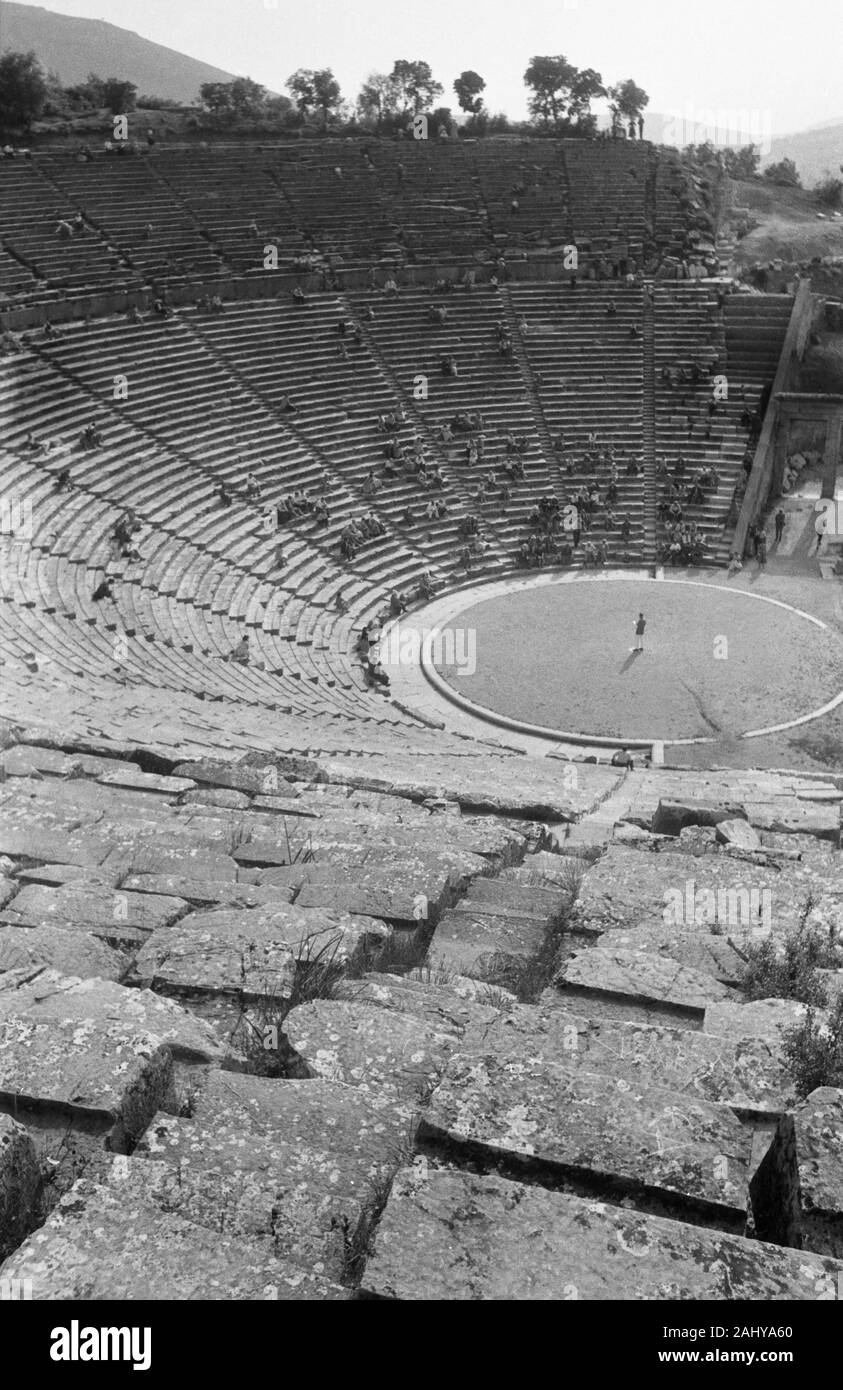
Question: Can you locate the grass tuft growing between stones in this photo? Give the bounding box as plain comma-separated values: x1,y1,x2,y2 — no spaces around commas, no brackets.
782,996,843,1098
232,930,347,1077
344,1119,419,1288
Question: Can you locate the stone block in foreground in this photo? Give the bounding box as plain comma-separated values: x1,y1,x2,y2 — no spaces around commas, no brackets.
0,1159,350,1300
134,1073,412,1281
794,1086,843,1259
0,1115,39,1261
555,946,735,1026
419,1051,762,1230
430,908,546,983
132,905,390,999
361,1165,843,1300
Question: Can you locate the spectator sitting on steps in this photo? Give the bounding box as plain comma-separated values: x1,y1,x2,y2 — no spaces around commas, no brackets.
92,577,113,602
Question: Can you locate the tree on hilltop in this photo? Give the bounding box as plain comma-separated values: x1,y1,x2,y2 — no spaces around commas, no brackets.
390,60,443,117
0,49,47,129
454,70,485,116
356,71,401,129
607,78,649,133
287,68,342,127
524,55,579,128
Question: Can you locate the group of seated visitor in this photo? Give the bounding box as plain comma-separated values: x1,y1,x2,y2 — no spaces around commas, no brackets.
658,521,708,566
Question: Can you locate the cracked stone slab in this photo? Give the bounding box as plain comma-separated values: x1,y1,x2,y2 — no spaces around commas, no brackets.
556,946,736,1017
132,905,390,999
12,863,122,889
0,968,226,1063
96,769,196,795
121,873,296,909
173,754,325,793
336,973,507,1032
259,861,462,918
0,883,186,944
283,998,462,1101
0,925,127,982
0,972,172,1146
462,1004,793,1115
594,926,750,985
420,1050,757,1224
114,843,239,880
134,1073,412,1281
294,881,434,927
0,1159,351,1299
0,1115,39,1261
0,745,142,779
361,1164,843,1300
794,1087,843,1258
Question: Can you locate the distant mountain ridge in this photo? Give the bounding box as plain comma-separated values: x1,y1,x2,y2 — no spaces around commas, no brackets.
1,2,239,103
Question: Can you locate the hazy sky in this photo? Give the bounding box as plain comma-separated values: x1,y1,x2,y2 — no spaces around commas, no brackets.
10,0,843,134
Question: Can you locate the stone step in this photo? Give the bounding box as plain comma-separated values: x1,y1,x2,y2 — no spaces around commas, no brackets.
553,945,737,1027
134,1071,413,1281
418,1047,785,1236
0,1156,351,1300
361,1164,843,1300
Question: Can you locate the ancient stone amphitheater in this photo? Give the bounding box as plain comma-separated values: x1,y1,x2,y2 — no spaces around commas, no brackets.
0,137,841,1302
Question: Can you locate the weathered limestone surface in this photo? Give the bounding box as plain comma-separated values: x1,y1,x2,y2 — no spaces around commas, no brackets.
0,971,173,1145
794,1087,843,1258
0,1115,39,1261
590,926,749,985
420,1051,756,1223
0,925,126,982
294,881,432,926
13,863,121,889
0,1159,351,1299
338,973,509,1030
361,1165,843,1300
0,883,186,943
704,998,824,1042
121,872,297,908
132,905,390,999
284,998,461,1100
135,1074,411,1280
173,753,325,792
459,1005,792,1114
0,970,225,1064
573,844,806,938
